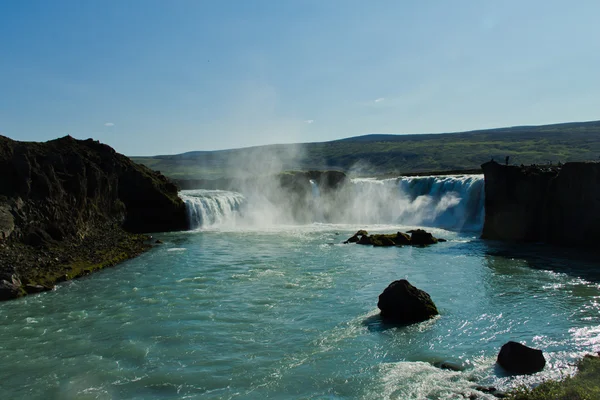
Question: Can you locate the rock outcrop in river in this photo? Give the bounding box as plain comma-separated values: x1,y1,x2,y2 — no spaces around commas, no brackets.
0,135,188,300
497,341,546,375
344,229,445,246
377,279,439,324
481,161,600,248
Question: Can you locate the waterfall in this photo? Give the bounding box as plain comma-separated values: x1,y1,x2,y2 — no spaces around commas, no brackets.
329,175,484,230
395,175,484,230
309,179,324,222
179,190,245,229
179,175,485,231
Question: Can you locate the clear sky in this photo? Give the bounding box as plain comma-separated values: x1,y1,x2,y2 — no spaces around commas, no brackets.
1,0,599,156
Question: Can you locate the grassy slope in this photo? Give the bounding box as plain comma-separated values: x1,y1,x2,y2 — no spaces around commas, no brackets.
507,355,600,400
131,120,600,179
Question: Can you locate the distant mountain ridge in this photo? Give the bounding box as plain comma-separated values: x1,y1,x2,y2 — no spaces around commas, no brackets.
131,120,600,179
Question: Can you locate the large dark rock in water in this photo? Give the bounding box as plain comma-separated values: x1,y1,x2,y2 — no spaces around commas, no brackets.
0,135,189,300
497,341,546,375
377,279,439,323
409,229,438,245
481,161,600,248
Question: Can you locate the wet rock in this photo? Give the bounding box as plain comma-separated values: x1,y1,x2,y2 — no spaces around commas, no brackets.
433,361,464,371
370,234,398,247
155,239,163,244
24,284,52,294
377,279,439,324
0,274,22,300
409,229,438,245
357,235,372,245
395,232,411,245
497,341,546,374
344,230,368,244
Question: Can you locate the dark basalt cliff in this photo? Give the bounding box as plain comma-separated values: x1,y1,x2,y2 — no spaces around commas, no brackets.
481,161,600,248
0,135,188,300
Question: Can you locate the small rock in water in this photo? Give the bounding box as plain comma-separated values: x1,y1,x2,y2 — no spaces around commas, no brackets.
155,239,163,244
497,341,546,374
377,279,439,324
433,361,464,371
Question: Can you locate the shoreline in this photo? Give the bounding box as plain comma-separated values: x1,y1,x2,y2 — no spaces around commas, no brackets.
0,221,153,300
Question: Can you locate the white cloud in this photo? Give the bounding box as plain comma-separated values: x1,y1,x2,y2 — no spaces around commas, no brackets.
104,122,114,127
374,98,385,103
304,119,314,124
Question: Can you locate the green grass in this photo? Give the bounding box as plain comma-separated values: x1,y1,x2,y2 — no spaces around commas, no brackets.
130,120,600,179
507,355,600,400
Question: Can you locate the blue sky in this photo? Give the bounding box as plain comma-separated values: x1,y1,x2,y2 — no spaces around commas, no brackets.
1,1,599,156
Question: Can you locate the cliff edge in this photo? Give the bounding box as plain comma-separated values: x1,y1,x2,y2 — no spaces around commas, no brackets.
481,161,600,248
0,135,189,300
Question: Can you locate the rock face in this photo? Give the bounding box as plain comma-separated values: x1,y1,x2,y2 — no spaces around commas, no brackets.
377,279,439,323
0,135,189,300
497,341,546,375
481,161,600,248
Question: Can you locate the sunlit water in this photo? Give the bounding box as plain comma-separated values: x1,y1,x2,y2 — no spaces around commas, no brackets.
1,224,599,399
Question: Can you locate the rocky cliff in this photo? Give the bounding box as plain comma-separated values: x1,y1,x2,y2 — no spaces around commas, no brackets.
0,135,189,300
481,161,600,248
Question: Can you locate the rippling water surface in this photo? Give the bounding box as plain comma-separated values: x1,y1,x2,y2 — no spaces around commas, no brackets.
1,224,599,399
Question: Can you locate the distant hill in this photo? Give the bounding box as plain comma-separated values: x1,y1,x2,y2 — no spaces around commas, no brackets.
130,120,600,179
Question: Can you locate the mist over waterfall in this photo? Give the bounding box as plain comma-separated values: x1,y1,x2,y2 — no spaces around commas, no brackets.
180,175,484,231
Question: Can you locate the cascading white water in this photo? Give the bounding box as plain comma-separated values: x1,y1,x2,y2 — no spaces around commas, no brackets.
338,175,484,230
353,175,484,230
179,175,485,231
179,189,245,229
398,175,484,230
309,179,325,222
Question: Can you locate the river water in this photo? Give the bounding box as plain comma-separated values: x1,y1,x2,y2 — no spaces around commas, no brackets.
0,176,598,399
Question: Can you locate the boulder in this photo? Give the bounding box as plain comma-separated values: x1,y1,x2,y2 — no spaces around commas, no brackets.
357,235,372,245
344,230,368,244
0,274,23,300
371,234,398,247
395,232,411,245
410,229,438,245
377,279,439,323
497,341,546,374
24,284,52,294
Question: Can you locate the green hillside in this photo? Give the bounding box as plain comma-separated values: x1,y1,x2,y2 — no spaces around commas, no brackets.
131,120,600,179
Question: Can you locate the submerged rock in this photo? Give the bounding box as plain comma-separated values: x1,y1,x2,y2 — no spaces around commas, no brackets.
497,341,546,374
377,279,439,324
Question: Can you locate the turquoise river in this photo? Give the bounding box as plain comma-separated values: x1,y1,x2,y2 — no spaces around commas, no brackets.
0,176,598,399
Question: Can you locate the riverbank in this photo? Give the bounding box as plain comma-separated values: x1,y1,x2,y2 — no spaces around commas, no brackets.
507,354,600,400
0,135,188,300
0,221,151,299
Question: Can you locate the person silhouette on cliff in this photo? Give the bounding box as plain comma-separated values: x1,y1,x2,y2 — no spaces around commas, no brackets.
505,155,510,165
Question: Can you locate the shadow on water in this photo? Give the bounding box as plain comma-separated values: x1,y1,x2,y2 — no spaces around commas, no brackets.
481,240,600,283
